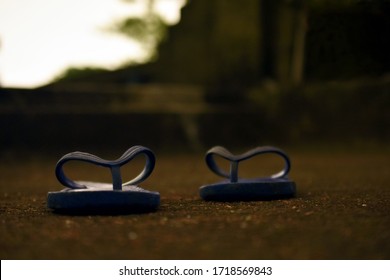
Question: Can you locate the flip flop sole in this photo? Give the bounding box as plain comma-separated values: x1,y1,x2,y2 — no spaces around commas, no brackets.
47,187,160,214
200,180,296,201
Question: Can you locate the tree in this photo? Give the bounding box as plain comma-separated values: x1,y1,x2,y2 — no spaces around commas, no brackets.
110,0,170,61
260,0,307,87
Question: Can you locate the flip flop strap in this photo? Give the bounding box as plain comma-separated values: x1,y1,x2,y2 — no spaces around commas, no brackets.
205,146,291,183
55,146,155,190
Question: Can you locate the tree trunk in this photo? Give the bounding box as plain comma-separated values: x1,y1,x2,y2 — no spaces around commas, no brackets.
259,0,307,87
290,3,307,86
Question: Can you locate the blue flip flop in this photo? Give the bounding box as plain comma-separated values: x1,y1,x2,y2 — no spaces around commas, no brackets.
47,146,160,213
199,146,296,201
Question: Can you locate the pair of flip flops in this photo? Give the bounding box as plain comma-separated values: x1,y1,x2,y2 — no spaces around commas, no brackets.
47,145,296,214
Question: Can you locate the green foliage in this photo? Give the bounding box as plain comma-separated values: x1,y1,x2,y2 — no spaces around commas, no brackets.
53,67,109,82
109,0,171,60
114,15,167,46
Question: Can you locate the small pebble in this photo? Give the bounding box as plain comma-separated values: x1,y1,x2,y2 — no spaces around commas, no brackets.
128,232,138,240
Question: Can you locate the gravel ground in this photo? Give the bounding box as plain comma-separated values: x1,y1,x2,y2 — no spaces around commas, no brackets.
0,148,389,259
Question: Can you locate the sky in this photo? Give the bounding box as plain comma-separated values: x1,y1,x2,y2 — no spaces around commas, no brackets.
0,0,185,88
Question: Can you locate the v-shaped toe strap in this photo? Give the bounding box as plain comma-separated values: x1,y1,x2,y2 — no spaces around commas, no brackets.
205,146,291,183
55,146,155,190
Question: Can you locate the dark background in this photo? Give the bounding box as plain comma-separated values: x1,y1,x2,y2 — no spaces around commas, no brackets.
1,0,389,154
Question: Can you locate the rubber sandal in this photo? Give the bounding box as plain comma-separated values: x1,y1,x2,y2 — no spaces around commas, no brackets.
47,146,160,214
199,146,296,201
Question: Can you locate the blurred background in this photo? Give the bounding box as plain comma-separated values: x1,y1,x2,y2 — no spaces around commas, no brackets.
0,0,389,155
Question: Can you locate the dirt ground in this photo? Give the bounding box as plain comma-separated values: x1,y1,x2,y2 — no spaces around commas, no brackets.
0,147,389,259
